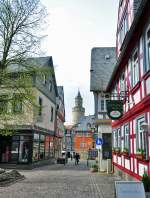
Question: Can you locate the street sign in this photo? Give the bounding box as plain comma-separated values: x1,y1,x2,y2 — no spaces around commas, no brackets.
96,138,103,145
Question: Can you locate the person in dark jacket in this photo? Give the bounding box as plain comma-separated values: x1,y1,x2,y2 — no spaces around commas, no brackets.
75,153,80,165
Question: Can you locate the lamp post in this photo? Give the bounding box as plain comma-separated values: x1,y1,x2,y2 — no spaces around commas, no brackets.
141,122,150,160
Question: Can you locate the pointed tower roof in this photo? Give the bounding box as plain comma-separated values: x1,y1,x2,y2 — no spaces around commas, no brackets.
76,90,81,98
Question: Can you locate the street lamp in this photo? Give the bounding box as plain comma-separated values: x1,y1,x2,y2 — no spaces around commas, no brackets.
141,122,150,159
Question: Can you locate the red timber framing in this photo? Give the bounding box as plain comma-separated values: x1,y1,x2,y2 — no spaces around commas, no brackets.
109,0,150,180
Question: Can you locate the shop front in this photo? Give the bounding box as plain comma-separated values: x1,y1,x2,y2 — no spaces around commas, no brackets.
0,130,55,166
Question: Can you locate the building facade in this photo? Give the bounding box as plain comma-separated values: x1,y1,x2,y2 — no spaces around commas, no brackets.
107,0,150,180
0,56,58,167
73,115,96,159
90,47,116,171
55,86,65,159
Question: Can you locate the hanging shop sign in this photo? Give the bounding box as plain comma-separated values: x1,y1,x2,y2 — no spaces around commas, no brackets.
106,100,123,120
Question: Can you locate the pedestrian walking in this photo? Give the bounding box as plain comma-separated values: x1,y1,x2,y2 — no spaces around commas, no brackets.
75,153,80,165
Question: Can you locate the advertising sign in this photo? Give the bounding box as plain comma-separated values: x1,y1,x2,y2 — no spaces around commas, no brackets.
106,100,123,120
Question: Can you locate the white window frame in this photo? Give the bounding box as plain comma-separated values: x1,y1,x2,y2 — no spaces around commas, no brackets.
124,124,129,149
131,49,139,87
117,128,121,148
136,117,145,150
145,25,150,71
113,130,117,148
120,72,125,92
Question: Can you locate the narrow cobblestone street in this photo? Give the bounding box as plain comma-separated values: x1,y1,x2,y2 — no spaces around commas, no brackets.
0,160,120,198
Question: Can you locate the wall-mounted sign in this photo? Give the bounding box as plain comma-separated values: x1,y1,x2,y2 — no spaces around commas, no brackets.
106,100,123,120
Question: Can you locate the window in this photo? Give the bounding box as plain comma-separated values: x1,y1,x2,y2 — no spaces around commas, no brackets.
0,95,8,114
113,130,117,148
136,117,145,151
42,74,46,85
13,95,22,114
38,97,42,116
145,27,150,71
49,80,52,91
80,142,86,148
120,72,125,92
124,124,129,149
131,50,139,87
50,107,54,122
32,133,39,161
101,99,105,111
117,128,121,148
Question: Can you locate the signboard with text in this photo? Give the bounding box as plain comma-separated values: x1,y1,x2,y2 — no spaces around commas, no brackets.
106,100,123,120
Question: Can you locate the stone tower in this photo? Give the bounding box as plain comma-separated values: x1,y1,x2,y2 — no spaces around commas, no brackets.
72,91,85,125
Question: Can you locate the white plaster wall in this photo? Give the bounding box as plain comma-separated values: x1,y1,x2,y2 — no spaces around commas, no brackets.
121,156,124,167
146,77,150,95
141,81,145,99
131,158,133,171
35,89,55,131
134,139,136,154
118,156,121,166
133,90,141,105
125,159,130,170
134,159,137,174
114,155,117,163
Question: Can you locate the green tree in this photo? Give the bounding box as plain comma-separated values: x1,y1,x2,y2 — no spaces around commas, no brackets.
0,0,48,135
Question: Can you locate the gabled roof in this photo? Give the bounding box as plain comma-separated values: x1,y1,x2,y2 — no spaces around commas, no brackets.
90,47,116,92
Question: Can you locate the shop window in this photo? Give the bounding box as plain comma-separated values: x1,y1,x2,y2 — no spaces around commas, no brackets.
49,137,54,157
145,26,150,72
131,50,139,87
124,124,129,149
32,133,39,161
45,136,50,159
39,135,45,160
11,141,19,162
136,117,145,151
19,136,30,163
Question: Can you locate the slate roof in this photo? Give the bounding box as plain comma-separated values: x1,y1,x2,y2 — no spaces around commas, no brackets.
75,115,95,131
90,47,116,91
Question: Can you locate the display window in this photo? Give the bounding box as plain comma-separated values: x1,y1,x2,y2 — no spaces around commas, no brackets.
39,134,45,160
32,133,40,161
45,136,50,159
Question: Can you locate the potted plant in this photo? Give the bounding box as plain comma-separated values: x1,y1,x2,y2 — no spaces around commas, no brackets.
122,148,129,156
115,147,120,154
136,148,145,160
141,171,150,192
112,147,116,154
90,164,98,172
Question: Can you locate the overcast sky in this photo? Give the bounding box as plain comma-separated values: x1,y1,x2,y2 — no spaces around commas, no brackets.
41,0,119,123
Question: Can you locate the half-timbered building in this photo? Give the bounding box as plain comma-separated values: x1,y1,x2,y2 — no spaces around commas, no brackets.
107,0,150,180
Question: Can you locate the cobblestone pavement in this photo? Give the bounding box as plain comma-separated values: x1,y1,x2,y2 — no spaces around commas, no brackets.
0,160,120,198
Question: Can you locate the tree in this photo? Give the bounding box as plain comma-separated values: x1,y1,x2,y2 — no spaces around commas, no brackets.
0,0,48,135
